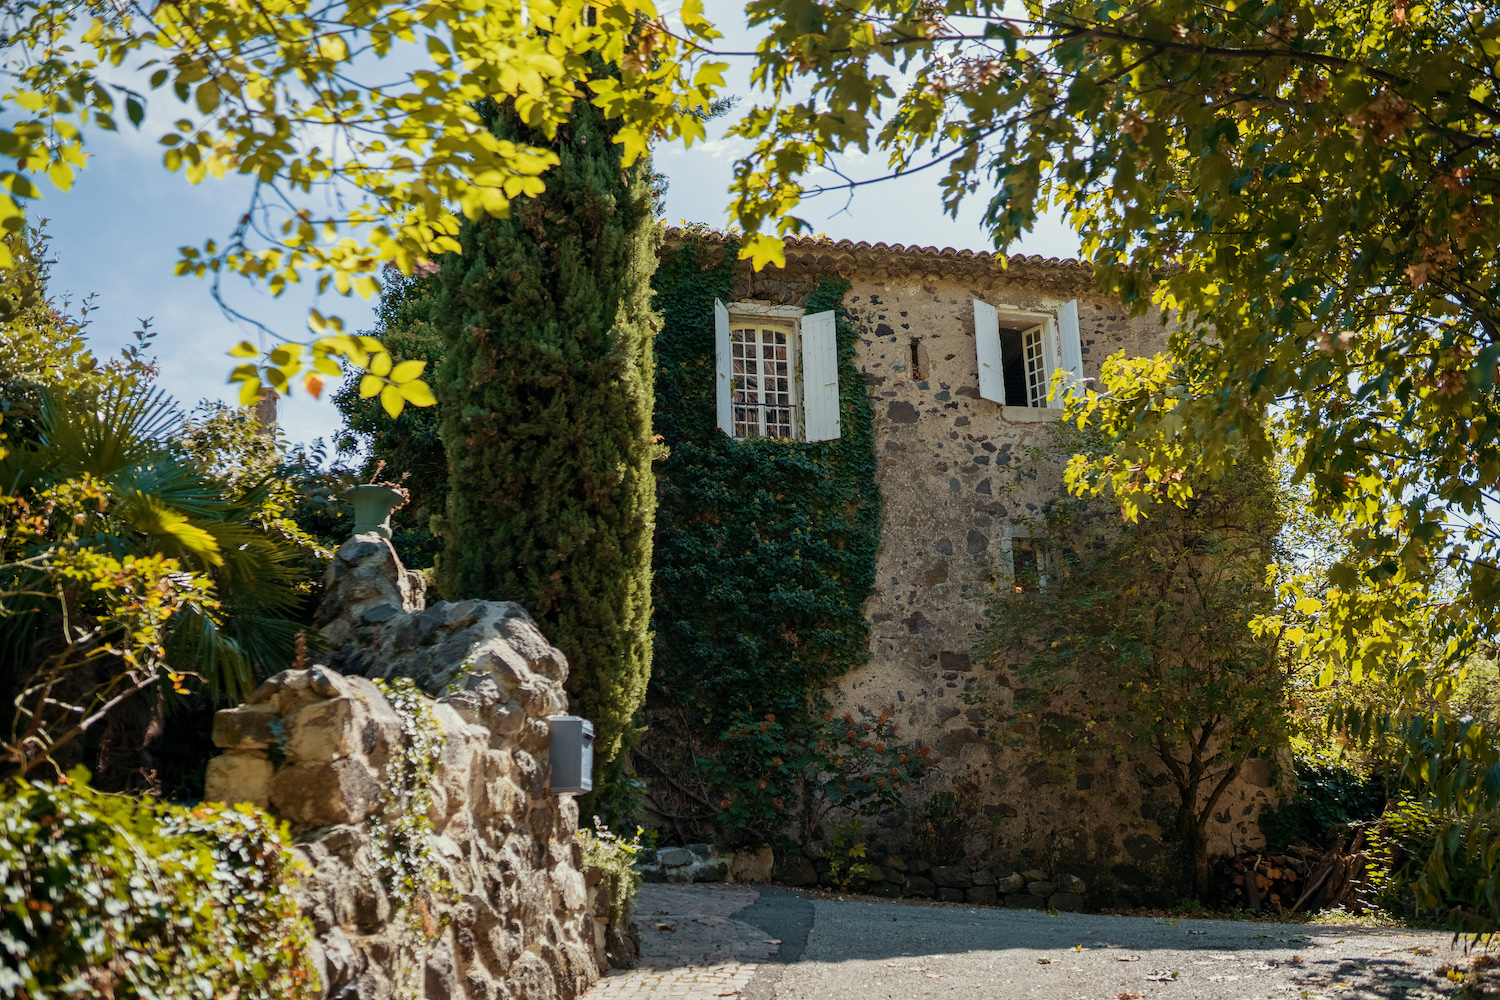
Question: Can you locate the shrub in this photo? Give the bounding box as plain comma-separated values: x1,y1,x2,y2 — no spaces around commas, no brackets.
0,770,314,998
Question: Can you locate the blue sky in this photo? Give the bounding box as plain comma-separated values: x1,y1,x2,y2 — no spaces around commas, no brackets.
39,7,1080,449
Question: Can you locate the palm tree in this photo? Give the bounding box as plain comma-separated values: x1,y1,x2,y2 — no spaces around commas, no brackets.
1,382,311,786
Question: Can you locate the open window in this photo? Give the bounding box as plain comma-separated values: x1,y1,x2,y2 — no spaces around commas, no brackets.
715,300,840,442
1005,535,1048,593
974,299,1082,408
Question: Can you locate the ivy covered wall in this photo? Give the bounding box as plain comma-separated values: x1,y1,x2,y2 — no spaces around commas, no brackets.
640,238,917,842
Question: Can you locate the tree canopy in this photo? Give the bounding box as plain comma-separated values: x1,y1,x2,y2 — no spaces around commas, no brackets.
0,0,726,402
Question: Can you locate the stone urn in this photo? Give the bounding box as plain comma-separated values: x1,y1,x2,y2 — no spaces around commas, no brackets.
344,484,404,539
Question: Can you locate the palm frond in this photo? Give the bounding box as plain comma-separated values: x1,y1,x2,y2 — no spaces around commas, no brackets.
36,383,182,482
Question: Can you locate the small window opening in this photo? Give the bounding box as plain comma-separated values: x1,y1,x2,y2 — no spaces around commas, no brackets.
999,323,1048,407
1011,538,1045,592
909,338,924,381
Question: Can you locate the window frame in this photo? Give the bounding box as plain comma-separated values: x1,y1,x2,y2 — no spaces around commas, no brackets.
725,302,806,442
974,299,1084,418
1001,529,1049,592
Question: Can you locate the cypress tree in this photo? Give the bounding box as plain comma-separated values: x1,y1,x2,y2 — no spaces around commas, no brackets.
432,97,658,797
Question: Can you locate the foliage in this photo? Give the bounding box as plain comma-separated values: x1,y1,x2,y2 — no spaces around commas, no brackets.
822,817,879,891
367,677,451,923
332,269,447,568
0,0,727,401
1,240,316,783
1367,796,1499,923
914,781,983,867
0,768,313,999
1258,746,1387,853
982,426,1287,895
431,97,659,809
577,818,645,960
640,238,903,842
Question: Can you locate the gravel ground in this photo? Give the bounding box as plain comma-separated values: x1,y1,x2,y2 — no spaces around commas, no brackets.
762,895,1469,1000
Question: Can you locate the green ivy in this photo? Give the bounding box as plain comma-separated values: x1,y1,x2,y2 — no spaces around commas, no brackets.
368,678,452,916
644,237,898,840
0,769,313,998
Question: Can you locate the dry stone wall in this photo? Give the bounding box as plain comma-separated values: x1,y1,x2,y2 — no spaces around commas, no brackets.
204,534,623,1000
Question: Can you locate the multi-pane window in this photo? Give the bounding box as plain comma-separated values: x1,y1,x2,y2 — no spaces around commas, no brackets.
997,322,1050,408
731,323,795,439
1022,326,1047,408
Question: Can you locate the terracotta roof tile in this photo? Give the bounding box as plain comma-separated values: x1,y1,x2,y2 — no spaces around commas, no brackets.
661,226,1094,289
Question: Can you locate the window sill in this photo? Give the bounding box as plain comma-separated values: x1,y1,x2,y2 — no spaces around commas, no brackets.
1000,405,1064,423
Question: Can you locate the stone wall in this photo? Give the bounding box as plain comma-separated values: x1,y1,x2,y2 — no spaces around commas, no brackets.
681,232,1286,904
204,534,625,1000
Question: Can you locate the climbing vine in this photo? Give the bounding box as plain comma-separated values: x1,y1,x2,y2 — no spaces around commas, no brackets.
368,678,453,943
640,237,926,842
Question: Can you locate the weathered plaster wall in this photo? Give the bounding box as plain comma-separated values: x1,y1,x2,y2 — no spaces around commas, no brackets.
695,233,1281,901
204,535,625,1000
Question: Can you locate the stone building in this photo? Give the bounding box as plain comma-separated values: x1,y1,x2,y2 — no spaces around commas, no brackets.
672,230,1280,894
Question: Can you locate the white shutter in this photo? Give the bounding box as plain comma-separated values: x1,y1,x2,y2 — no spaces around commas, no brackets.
1057,298,1083,398
974,299,1004,404
714,298,732,434
800,309,841,442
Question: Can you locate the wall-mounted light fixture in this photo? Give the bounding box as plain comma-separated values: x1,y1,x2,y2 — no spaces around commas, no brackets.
548,716,594,794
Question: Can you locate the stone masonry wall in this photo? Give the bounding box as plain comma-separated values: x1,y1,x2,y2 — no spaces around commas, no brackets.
692,233,1285,904
204,534,623,1000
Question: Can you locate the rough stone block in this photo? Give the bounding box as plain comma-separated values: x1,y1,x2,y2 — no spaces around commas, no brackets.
691,860,728,883
211,706,282,750
657,847,693,868
203,751,273,807
1027,881,1057,897
283,697,364,763
1005,893,1047,909
775,855,818,887
936,887,964,902
903,875,935,898
882,856,908,872
996,872,1026,894
931,866,973,890
1057,873,1087,894
686,843,712,859
270,758,383,828
1049,892,1085,912
965,885,998,905
970,869,997,887
728,845,774,883
869,881,903,898
1021,869,1048,881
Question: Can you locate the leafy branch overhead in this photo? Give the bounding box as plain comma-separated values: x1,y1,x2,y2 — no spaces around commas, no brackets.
0,0,727,402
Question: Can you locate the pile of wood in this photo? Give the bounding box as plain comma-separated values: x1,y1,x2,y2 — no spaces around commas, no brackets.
1219,831,1368,914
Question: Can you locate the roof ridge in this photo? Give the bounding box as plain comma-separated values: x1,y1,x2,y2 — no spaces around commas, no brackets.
662,225,1089,271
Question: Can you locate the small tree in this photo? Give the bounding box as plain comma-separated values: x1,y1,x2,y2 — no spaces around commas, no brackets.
431,96,658,804
983,431,1286,897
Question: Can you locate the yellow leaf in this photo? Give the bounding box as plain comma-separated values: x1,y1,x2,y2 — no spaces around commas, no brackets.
1285,627,1306,643
380,384,405,417
237,376,262,405
398,380,436,406
229,340,258,358
1294,597,1323,615
740,232,786,270
390,359,426,383
369,351,392,377
359,374,383,398
49,161,74,192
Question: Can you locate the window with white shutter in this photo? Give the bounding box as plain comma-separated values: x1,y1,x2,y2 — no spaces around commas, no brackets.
730,320,795,439
713,302,839,441
972,298,1083,409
